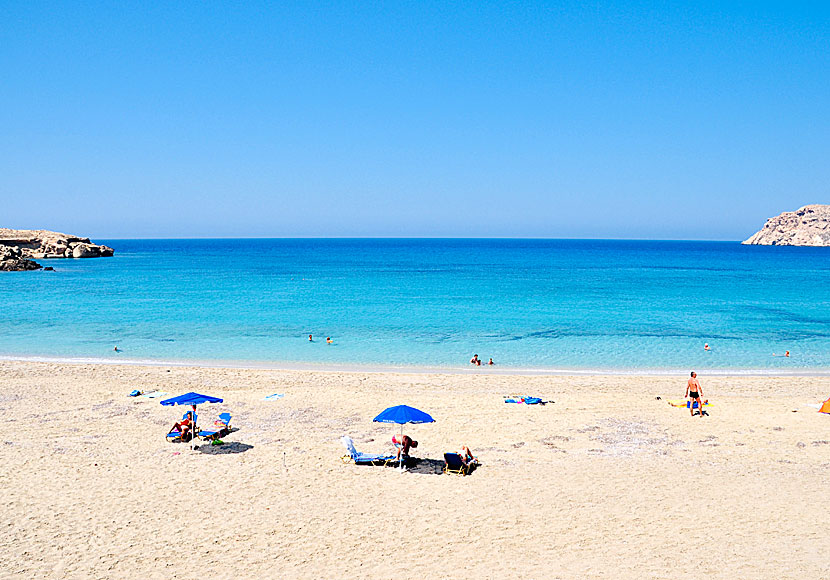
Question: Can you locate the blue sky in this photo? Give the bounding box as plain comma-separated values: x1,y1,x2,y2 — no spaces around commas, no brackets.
1,2,828,239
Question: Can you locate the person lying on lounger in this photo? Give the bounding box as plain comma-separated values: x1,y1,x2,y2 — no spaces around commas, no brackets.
169,411,194,440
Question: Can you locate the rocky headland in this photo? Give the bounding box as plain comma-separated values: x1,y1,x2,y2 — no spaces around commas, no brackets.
0,229,114,271
742,204,830,246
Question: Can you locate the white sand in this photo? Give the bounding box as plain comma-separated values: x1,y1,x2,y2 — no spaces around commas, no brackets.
1,361,828,579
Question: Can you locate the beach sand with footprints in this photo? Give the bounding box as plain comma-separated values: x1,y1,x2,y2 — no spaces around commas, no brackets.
1,360,828,579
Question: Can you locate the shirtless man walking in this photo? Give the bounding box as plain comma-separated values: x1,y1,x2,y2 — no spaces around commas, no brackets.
686,371,704,418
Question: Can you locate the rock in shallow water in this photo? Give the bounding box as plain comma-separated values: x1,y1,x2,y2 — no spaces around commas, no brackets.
0,244,42,271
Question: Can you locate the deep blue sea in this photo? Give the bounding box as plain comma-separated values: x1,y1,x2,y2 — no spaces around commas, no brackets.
2,239,829,373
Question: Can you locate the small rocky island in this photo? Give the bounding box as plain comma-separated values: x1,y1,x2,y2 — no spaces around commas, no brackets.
0,229,114,271
743,205,830,246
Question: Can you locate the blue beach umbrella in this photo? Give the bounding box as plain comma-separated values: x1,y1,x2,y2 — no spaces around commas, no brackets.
161,392,223,449
373,405,435,471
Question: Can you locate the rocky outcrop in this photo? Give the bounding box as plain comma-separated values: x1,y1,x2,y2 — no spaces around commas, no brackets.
72,243,99,258
0,229,114,260
742,205,830,246
0,245,43,271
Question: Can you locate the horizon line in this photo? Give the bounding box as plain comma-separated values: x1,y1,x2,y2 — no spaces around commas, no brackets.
89,235,746,243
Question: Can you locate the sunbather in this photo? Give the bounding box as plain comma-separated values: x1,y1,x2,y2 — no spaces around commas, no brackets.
459,445,478,465
169,411,194,439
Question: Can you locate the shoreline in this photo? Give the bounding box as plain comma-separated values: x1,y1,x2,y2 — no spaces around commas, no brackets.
1,352,828,377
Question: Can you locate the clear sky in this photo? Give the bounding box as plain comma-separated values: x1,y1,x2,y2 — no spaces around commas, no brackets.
1,2,828,239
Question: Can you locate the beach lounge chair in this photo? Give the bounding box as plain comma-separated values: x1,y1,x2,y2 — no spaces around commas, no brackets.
166,411,197,441
340,436,396,466
443,453,472,476
198,413,232,441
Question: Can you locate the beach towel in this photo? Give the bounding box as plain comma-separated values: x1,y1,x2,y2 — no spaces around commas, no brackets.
667,399,710,408
141,391,168,399
505,396,542,404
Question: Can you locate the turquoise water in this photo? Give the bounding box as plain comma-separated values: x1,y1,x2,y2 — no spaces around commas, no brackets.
1,239,829,372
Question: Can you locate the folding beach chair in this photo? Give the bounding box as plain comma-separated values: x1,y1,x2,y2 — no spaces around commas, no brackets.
340,436,396,466
443,453,472,476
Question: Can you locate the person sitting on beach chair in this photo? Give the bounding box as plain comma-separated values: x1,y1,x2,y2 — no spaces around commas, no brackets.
443,445,479,475
168,411,194,441
444,449,478,475
459,445,478,466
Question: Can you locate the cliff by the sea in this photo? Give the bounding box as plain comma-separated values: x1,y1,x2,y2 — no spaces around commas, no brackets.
0,229,114,271
742,205,830,246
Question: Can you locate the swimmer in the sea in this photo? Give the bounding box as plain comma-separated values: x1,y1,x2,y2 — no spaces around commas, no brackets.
114,346,119,352
773,351,790,357
326,337,333,344
488,358,494,365
704,343,711,351
308,334,313,341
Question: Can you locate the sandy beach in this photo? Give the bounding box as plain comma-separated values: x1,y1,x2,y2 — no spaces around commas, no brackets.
1,360,828,579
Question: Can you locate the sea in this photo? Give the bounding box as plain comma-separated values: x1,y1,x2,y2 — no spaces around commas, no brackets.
2,238,829,374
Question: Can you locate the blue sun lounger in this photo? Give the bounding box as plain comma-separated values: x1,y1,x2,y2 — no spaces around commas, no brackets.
340,436,396,466
198,412,232,440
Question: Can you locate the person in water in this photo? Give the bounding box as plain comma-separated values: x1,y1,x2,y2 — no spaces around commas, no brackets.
488,358,494,365
470,354,479,365
326,337,333,344
113,346,119,352
685,371,704,418
308,334,313,341
704,343,711,351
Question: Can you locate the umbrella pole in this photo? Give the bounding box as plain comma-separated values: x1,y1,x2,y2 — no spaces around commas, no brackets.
400,424,404,472
191,404,197,451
